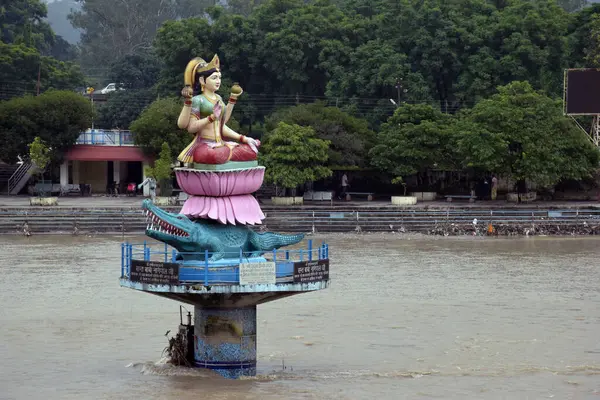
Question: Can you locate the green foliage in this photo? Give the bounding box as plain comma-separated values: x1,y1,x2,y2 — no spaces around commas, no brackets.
153,17,214,95
557,0,588,13
149,0,582,129
144,142,173,197
0,1,84,99
130,97,189,158
322,39,431,125
28,136,51,174
28,136,51,194
96,89,156,129
369,104,458,188
370,83,600,191
4,0,599,193
456,81,600,188
69,0,182,74
0,90,93,163
491,0,571,99
265,102,375,168
48,36,79,62
226,0,266,16
0,42,85,98
391,176,407,196
566,4,600,67
586,13,600,67
0,0,54,51
145,142,172,181
109,52,162,90
260,122,332,190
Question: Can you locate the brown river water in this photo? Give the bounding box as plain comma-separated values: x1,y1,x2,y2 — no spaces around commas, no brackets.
0,234,599,400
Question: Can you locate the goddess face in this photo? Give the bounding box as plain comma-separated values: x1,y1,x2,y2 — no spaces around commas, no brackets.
203,71,221,92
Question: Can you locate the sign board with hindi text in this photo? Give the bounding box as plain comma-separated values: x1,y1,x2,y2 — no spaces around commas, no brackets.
130,260,179,285
293,259,329,283
239,262,277,285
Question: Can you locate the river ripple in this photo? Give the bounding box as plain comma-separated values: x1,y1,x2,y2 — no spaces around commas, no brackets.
0,234,599,400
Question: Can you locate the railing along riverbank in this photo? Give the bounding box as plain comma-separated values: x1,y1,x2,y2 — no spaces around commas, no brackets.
2,207,600,235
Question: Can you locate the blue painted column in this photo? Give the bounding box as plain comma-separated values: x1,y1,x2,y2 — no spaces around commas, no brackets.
193,306,257,378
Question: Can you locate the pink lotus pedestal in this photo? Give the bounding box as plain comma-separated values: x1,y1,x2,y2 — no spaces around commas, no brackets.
175,166,266,225
175,167,265,197
181,194,265,225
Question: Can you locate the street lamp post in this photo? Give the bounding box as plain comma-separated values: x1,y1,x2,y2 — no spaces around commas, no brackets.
87,87,95,129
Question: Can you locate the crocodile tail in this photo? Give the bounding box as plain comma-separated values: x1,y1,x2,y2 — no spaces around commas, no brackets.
251,231,305,251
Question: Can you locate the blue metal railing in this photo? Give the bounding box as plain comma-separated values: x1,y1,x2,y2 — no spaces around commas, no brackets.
75,130,134,146
120,239,329,285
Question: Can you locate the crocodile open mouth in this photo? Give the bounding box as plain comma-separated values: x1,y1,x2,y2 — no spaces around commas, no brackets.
144,209,190,238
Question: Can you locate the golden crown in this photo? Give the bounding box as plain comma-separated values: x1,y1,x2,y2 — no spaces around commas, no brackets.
184,55,220,87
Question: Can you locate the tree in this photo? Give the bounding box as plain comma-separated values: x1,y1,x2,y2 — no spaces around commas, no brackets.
586,13,600,66
253,0,349,97
69,0,179,72
28,137,51,190
47,35,79,62
148,0,595,135
265,102,375,168
567,4,600,67
130,97,189,158
387,0,500,109
153,0,365,122
260,122,332,194
0,43,84,99
95,89,156,129
109,52,162,90
145,142,173,197
226,0,267,16
369,104,458,190
558,0,588,13
0,90,93,163
0,5,84,99
322,39,431,126
490,0,571,99
153,17,215,96
0,0,55,51
456,81,599,189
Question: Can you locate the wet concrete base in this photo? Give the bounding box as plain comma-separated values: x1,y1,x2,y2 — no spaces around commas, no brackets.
193,306,257,378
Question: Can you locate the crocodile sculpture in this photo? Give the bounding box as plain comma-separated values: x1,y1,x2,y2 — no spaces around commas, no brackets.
141,199,304,261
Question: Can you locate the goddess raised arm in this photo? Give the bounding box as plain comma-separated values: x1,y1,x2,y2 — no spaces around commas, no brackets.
176,55,260,165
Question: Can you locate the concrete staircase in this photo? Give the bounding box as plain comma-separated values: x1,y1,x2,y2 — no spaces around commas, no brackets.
7,161,35,195
1,206,598,235
0,208,150,235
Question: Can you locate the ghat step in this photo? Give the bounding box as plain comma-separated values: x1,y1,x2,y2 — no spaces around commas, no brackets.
0,207,597,234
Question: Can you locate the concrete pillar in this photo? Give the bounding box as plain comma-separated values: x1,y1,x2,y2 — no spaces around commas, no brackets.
59,161,69,186
113,161,121,185
142,161,150,197
193,306,257,378
72,161,80,185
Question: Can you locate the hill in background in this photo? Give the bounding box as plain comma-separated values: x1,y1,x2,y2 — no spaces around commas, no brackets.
45,0,81,44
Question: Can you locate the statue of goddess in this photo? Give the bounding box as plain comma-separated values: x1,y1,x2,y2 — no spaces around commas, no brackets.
176,55,260,165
